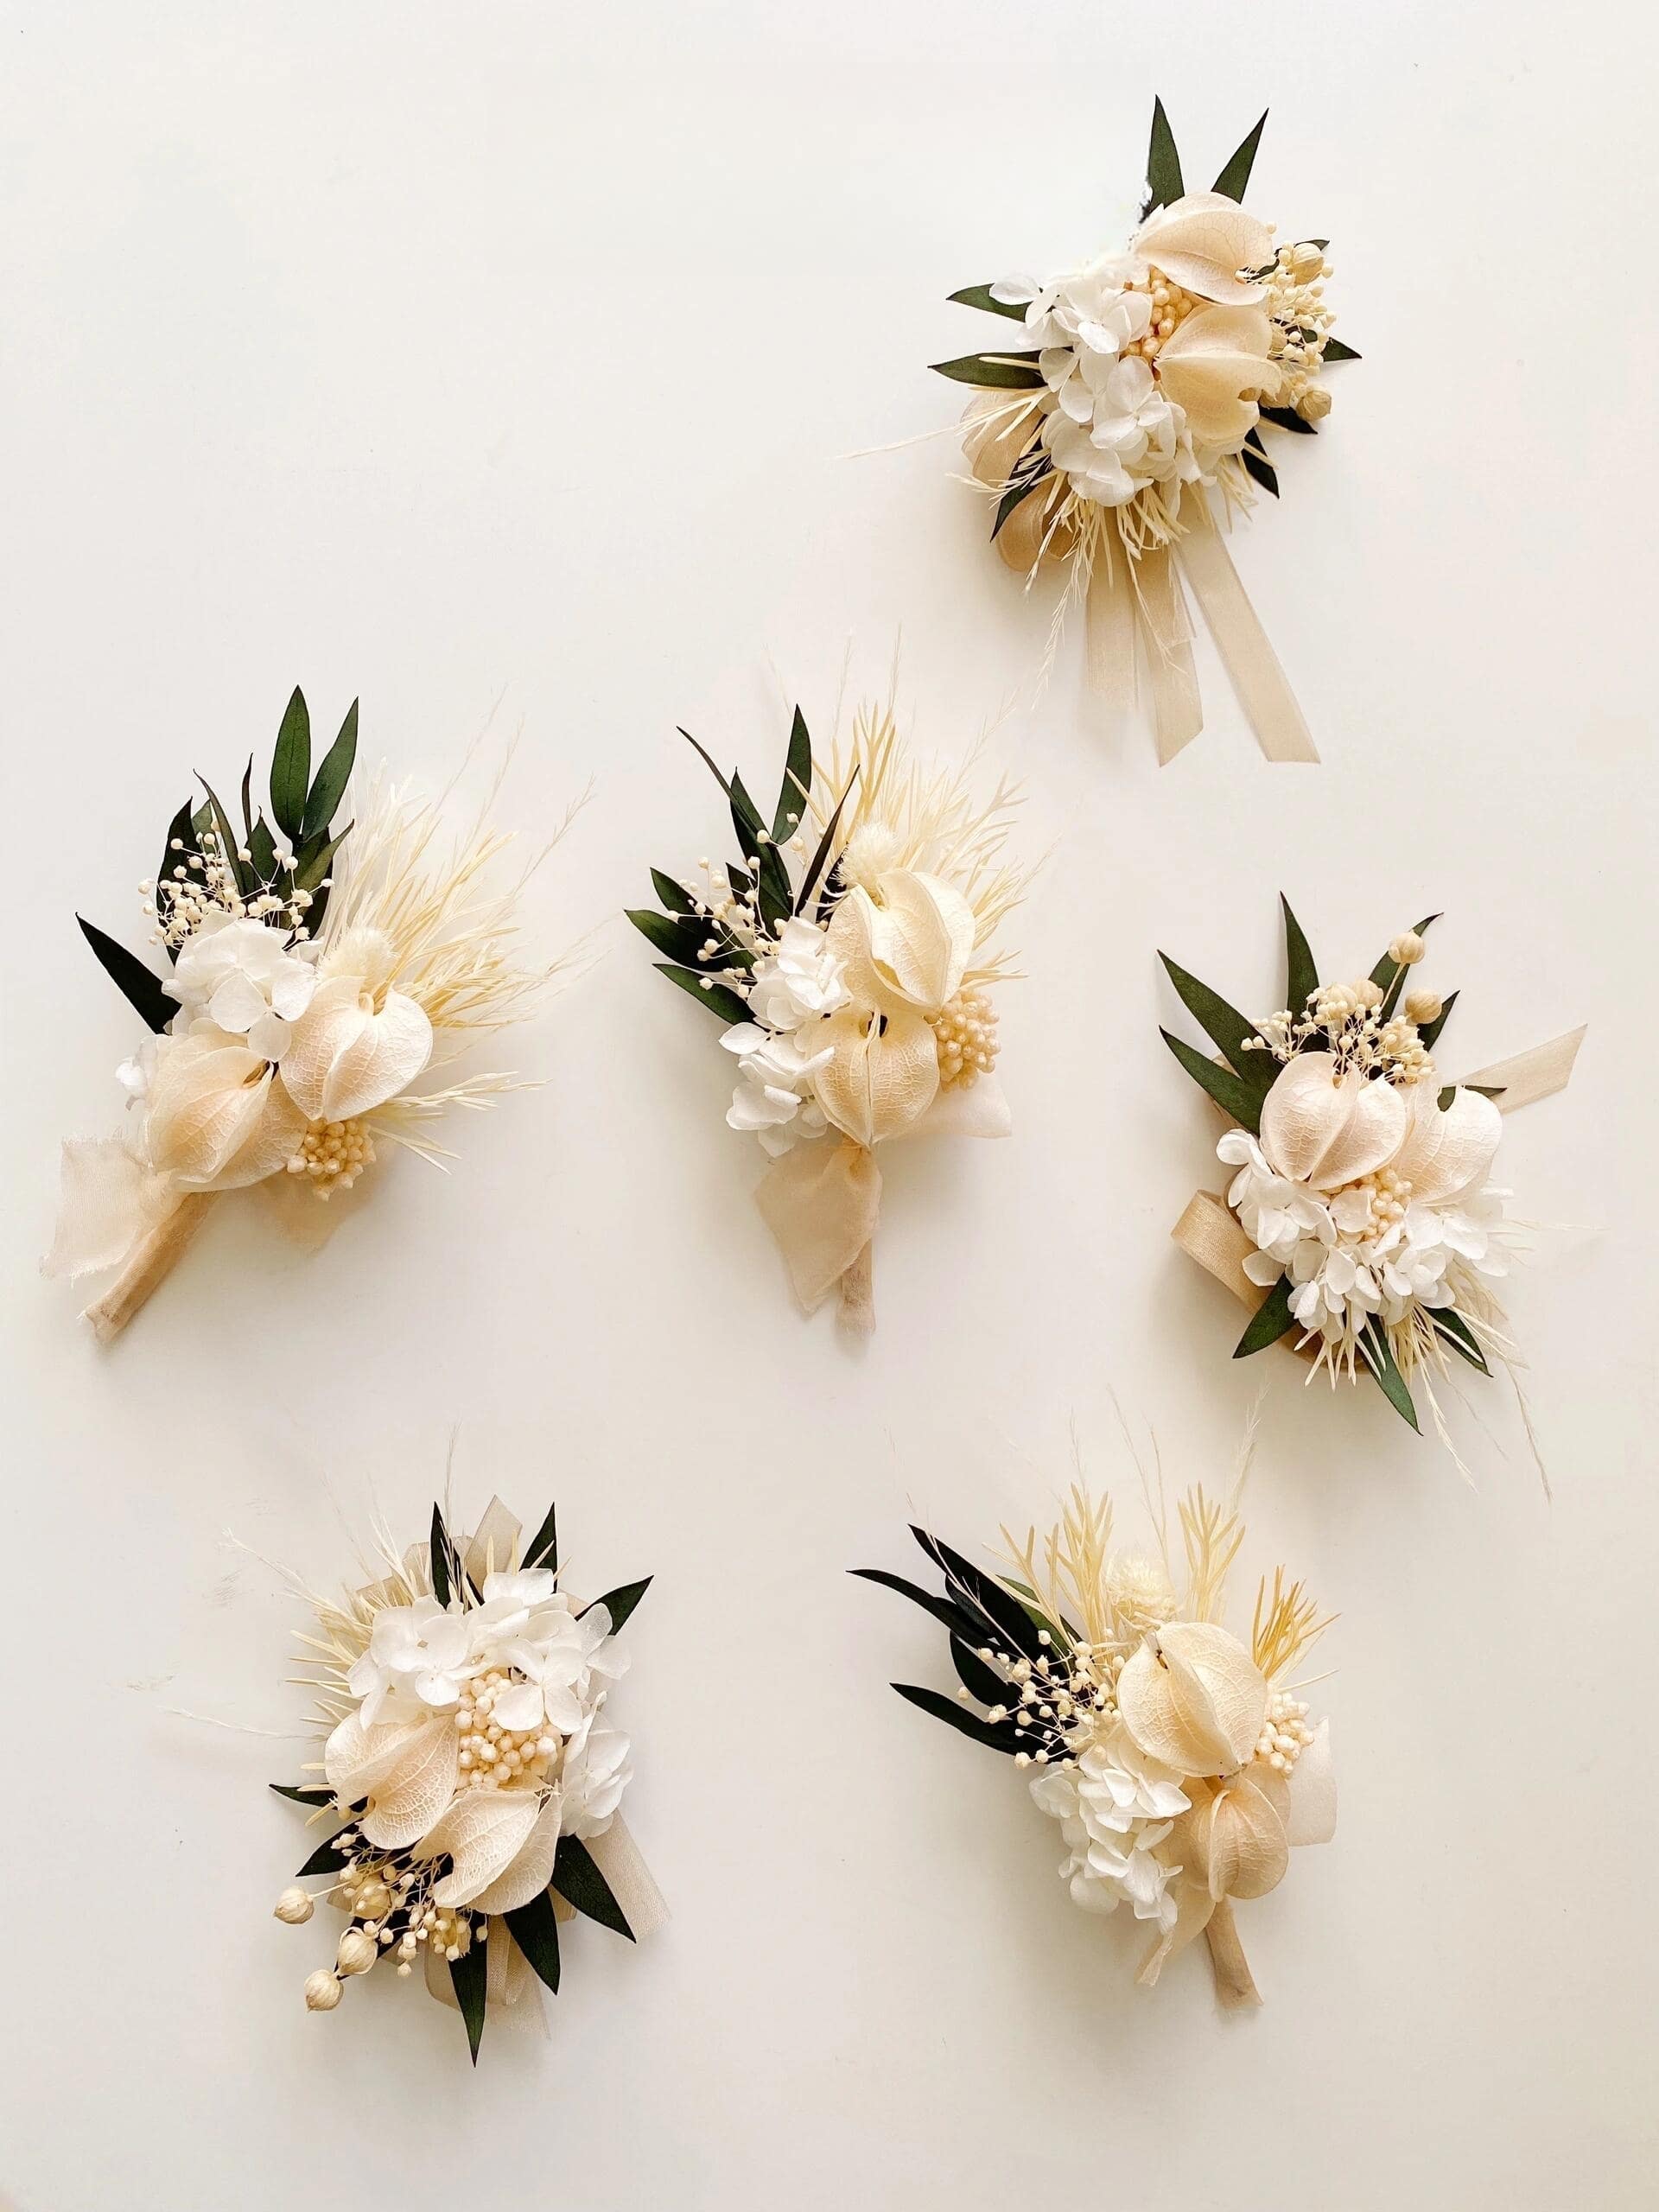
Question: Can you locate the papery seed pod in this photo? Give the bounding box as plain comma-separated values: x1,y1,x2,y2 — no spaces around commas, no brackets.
304,1970,344,2012
273,1885,315,1925
1117,1619,1268,1777
335,1927,378,1977
1173,1770,1291,1903
809,1003,940,1148
1259,1052,1408,1189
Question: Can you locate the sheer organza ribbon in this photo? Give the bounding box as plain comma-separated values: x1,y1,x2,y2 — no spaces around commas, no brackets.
963,397,1317,766
43,1137,369,1344
1173,1026,1587,1313
1084,487,1319,766
360,1497,667,2033
751,1078,1012,1332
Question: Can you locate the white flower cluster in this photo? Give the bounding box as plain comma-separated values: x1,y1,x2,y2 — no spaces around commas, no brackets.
1219,1054,1509,1354
343,1567,632,1833
1029,1732,1189,1933
720,916,849,1156
987,192,1336,514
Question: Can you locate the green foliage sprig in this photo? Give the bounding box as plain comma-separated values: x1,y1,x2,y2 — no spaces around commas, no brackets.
626,709,852,1026
77,685,358,1033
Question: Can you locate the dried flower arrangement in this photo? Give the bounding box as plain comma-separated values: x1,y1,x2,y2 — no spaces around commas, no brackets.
1162,898,1586,1461
270,1496,663,2063
935,99,1356,761
629,702,1028,1328
48,689,574,1338
855,1441,1334,2007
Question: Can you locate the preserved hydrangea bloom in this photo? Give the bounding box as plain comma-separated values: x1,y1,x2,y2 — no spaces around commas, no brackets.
165,909,318,1059
1029,1730,1190,1930
720,1023,834,1154
745,916,849,1032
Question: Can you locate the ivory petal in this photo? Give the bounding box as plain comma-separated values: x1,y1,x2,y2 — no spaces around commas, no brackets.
321,990,434,1122
1204,1773,1290,1901
1153,303,1277,448
809,1004,939,1148
278,976,369,1121
325,1711,443,1804
210,1075,309,1191
356,1716,461,1852
423,1787,543,1909
1261,1054,1408,1190
464,1790,565,1916
1259,1053,1351,1183
866,869,975,1012
1308,1071,1408,1190
1402,1086,1503,1205
1118,1620,1269,1777
1133,192,1274,306
145,1040,276,1186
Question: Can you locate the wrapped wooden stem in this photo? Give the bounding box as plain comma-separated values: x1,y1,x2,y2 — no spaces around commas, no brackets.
80,1192,214,1344
838,1238,875,1334
1204,1899,1262,2010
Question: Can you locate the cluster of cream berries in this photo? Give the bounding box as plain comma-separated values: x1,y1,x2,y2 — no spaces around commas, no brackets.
1265,239,1338,421
1340,1161,1415,1242
278,1834,483,2012
1123,266,1199,363
454,1668,562,1793
931,988,999,1088
285,1117,375,1198
140,825,321,950
1253,1691,1316,1775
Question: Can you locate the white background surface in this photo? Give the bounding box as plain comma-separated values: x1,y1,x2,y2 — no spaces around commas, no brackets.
2,4,1656,2206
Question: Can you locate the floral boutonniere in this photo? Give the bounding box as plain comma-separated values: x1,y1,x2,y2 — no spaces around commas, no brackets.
270,1495,664,2063
1162,899,1586,1464
629,702,1028,1330
48,689,574,1339
936,99,1355,763
855,1453,1335,2008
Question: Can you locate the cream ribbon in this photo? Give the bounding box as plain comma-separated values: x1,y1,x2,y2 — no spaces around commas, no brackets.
754,1137,883,1332
355,1497,666,2031
1173,1027,1588,1310
47,1132,370,1344
1085,488,1319,766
